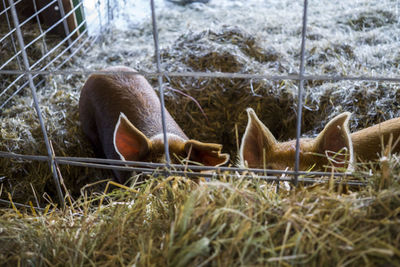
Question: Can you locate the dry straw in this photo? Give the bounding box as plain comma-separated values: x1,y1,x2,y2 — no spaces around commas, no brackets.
0,160,399,265
1,1,400,264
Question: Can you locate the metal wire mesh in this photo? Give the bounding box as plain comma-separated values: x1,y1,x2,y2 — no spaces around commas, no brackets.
1,0,398,208
0,0,105,206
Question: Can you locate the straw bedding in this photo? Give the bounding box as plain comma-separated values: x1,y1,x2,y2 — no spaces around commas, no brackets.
1,0,400,264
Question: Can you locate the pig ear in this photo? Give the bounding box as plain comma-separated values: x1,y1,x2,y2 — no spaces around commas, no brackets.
239,108,277,168
113,113,151,161
314,112,354,168
184,140,230,166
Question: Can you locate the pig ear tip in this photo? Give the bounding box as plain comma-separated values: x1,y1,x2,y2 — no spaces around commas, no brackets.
339,111,352,121
246,107,255,114
118,112,128,121
246,108,257,119
339,111,351,117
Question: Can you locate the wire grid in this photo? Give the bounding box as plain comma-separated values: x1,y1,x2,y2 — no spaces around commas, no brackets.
2,0,395,209
0,0,105,206
0,0,101,110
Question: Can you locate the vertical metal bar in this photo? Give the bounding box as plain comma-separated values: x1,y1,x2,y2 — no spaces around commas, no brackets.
32,0,49,54
97,0,104,38
57,0,74,49
1,0,22,70
294,0,308,187
8,0,65,207
150,0,171,166
276,175,280,193
107,0,111,27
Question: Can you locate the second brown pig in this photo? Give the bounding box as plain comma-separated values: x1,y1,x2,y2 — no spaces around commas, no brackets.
79,66,229,182
239,108,400,171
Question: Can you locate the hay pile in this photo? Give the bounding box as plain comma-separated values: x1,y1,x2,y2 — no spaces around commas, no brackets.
1,0,400,203
160,26,298,157
157,24,400,159
0,157,399,265
1,0,400,264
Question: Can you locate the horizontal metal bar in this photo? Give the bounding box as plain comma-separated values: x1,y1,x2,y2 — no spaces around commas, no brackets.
0,152,49,161
59,156,355,177
0,151,363,178
1,69,399,83
0,151,366,186
49,159,369,186
57,159,160,174
0,199,46,211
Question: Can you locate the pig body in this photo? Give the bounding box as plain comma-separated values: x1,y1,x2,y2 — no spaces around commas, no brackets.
351,117,400,162
79,66,229,182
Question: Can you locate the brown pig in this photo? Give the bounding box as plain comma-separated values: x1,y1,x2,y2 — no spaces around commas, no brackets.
239,108,354,171
240,108,400,171
79,66,229,183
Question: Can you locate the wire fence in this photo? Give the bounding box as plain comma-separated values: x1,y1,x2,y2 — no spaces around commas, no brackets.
0,0,398,209
0,0,107,207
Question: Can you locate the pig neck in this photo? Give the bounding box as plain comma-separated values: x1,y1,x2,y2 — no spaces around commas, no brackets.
110,73,188,140
150,133,187,146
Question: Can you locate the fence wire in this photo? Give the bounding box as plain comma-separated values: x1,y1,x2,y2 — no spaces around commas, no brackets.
0,0,104,207
7,0,64,206
0,0,397,208
293,0,308,186
2,69,400,83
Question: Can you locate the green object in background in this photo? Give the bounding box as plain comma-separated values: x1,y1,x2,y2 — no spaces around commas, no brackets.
72,0,86,34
